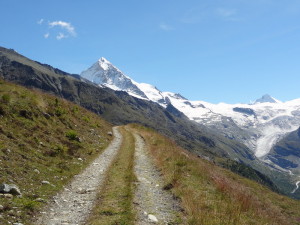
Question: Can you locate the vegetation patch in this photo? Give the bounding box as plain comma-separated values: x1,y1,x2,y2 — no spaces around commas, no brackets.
87,127,136,225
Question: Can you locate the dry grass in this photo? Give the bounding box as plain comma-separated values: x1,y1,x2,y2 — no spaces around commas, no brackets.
130,124,300,225
87,126,136,225
0,80,113,224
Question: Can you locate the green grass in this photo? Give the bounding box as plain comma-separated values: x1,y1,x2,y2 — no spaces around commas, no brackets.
0,80,113,224
87,126,136,225
130,124,300,225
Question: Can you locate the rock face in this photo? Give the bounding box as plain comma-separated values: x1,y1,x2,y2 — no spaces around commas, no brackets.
0,184,21,196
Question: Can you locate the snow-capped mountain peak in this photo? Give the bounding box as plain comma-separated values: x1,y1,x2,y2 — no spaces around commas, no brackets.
80,58,148,99
254,94,281,104
98,57,111,71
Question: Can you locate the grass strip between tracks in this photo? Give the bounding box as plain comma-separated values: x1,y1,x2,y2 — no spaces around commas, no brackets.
87,126,136,225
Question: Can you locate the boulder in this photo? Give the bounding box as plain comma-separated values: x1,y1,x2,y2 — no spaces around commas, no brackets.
148,214,158,222
41,181,50,185
0,183,10,193
0,183,21,196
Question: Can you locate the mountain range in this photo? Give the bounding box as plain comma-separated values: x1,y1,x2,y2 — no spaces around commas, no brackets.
81,57,300,195
1,46,299,198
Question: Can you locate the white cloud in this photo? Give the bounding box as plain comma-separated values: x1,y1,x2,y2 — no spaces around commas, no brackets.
56,33,67,40
44,33,50,39
49,20,76,36
159,23,174,31
37,18,44,25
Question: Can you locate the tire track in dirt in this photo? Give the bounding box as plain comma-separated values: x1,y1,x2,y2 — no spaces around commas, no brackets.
133,133,180,224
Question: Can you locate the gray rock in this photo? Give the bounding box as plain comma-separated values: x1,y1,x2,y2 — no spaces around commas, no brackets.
41,181,50,185
9,184,22,196
4,194,13,198
0,204,3,211
0,183,11,193
0,184,21,196
107,131,113,136
35,198,46,203
148,214,158,222
43,112,51,119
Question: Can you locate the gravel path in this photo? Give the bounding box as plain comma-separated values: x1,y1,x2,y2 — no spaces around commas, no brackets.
133,133,180,225
34,127,122,225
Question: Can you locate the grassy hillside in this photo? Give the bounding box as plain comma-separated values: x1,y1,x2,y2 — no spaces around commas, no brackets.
0,79,112,224
130,124,300,225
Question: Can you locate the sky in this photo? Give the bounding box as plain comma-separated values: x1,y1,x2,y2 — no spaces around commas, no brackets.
1,0,300,104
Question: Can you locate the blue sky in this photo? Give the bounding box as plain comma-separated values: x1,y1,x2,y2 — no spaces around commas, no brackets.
1,0,300,103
